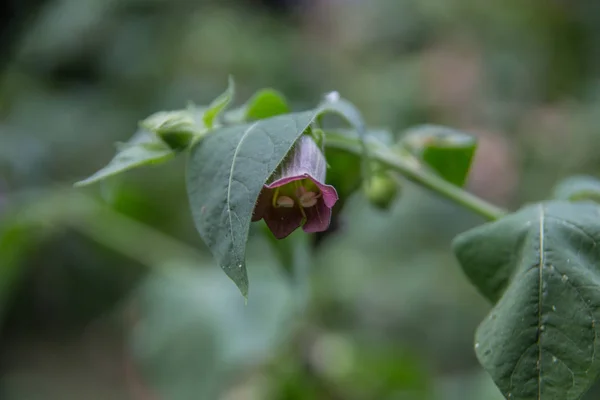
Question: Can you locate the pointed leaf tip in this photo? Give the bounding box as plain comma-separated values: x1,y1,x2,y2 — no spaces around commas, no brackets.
74,130,175,187
203,76,235,129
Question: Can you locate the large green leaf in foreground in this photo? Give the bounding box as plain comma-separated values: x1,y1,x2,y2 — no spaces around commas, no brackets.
186,111,320,297
453,201,600,400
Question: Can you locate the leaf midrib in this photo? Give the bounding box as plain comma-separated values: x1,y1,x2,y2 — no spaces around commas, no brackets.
226,122,259,255
537,204,546,400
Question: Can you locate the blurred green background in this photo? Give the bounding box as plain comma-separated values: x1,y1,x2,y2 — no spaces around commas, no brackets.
2,0,600,399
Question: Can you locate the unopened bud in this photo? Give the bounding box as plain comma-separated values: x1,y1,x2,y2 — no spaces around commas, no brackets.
141,110,200,150
364,171,400,210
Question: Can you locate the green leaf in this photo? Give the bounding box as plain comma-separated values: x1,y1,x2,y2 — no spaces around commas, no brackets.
222,89,290,125
245,88,290,120
402,125,476,187
552,176,600,204
186,110,321,297
319,94,366,136
319,95,370,174
453,201,600,400
324,146,362,201
74,130,175,187
202,76,235,129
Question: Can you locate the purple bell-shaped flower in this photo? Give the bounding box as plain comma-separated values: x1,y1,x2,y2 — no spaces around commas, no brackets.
252,135,339,239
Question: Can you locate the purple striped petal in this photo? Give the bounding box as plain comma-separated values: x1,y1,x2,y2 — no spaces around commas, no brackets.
302,199,332,233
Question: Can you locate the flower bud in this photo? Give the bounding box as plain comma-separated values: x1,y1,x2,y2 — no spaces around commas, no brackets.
141,110,200,150
364,171,399,210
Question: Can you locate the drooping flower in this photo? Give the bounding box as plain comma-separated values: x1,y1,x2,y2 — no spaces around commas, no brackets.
252,134,339,239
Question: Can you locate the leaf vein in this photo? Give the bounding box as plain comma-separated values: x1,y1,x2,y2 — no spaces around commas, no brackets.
509,343,537,392
550,264,597,371
546,350,575,390
546,216,599,248
537,204,546,400
226,122,259,257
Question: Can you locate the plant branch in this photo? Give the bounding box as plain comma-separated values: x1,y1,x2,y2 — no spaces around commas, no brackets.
324,133,508,221
6,188,211,269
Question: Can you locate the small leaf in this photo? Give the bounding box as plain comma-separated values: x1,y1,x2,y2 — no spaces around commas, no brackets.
552,175,600,204
203,76,235,129
186,110,321,297
223,89,290,125
402,125,476,187
319,95,371,182
245,89,290,120
320,96,366,133
453,201,600,400
75,130,175,187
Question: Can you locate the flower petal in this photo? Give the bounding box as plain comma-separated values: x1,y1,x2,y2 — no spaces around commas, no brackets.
252,188,273,221
302,199,332,233
265,174,305,189
308,178,338,208
263,205,304,239
267,135,327,187
266,175,338,208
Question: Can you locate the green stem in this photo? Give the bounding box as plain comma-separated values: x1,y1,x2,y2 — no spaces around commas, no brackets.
325,134,507,221
7,188,211,269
